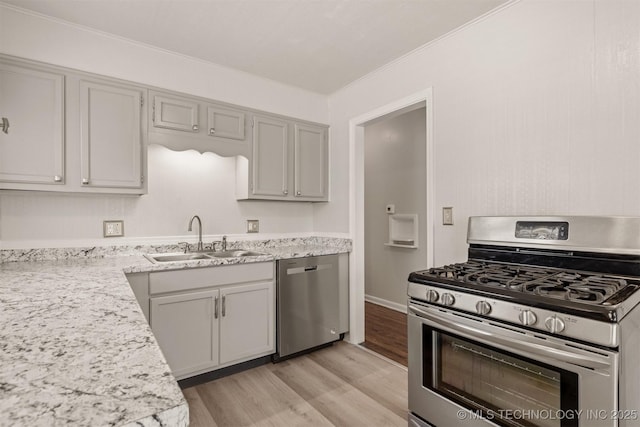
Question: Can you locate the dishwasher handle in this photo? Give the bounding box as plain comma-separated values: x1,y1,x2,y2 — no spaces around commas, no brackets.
286,263,333,275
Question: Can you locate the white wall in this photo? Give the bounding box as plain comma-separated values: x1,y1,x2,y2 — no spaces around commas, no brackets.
0,146,314,248
364,107,427,307
322,0,640,265
0,4,327,248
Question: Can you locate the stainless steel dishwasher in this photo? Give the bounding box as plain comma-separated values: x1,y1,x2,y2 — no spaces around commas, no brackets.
274,253,348,361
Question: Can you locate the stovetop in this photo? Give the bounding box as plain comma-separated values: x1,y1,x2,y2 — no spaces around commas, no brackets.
414,260,639,306
408,259,640,324
408,216,640,346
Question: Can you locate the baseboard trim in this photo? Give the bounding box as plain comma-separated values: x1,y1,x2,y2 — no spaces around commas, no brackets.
364,295,407,314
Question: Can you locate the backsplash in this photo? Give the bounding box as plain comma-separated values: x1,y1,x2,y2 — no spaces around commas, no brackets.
0,236,351,263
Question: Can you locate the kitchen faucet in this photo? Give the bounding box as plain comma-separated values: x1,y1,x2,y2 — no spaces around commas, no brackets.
222,235,227,251
188,215,204,251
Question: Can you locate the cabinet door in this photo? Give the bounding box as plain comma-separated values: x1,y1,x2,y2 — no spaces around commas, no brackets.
152,93,199,132
294,123,328,199
251,115,289,197
80,80,144,188
0,62,64,185
207,105,245,140
219,281,274,365
150,289,219,378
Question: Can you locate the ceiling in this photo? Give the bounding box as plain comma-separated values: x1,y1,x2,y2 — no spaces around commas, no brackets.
4,0,510,94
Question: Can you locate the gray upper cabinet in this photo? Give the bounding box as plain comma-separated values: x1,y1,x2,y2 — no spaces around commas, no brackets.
148,90,249,156
80,80,145,189
207,106,245,140
251,115,289,197
237,115,328,202
0,61,65,186
294,123,328,199
152,94,199,132
0,56,147,194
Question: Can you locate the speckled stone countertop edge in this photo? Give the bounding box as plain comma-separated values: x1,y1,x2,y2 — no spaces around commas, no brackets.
0,238,351,427
0,236,352,264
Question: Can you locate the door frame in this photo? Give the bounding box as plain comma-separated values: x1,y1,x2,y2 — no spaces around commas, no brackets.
347,88,435,344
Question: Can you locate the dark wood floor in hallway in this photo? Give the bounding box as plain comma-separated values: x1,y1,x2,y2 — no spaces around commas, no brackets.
362,301,408,366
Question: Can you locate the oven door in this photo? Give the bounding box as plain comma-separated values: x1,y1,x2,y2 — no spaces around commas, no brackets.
408,301,618,427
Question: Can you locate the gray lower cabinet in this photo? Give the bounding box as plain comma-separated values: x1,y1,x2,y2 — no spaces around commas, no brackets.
148,262,275,380
236,114,328,202
0,60,65,186
152,289,221,376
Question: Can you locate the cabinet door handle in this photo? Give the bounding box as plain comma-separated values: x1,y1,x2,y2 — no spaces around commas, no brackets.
53,175,62,182
1,117,8,134
283,189,288,195
296,191,301,196
82,178,89,185
214,296,219,319
209,127,215,135
221,295,226,317
192,124,199,131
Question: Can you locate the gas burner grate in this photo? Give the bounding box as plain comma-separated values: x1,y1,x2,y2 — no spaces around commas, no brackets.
416,261,635,306
525,274,628,303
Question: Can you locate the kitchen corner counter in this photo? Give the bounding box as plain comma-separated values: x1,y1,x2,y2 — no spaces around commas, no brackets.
0,256,188,427
0,237,351,426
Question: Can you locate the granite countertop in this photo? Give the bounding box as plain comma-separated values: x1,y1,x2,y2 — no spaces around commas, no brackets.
0,238,350,426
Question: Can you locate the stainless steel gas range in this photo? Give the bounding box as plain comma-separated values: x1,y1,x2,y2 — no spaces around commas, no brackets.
407,216,640,427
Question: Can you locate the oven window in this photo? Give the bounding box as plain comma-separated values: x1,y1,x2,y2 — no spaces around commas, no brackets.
423,327,578,427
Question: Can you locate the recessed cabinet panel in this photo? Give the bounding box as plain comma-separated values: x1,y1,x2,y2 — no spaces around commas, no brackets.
80,80,143,188
294,123,327,199
148,263,275,380
219,281,274,364
152,94,199,132
252,115,289,196
207,106,245,140
151,289,219,378
0,62,64,185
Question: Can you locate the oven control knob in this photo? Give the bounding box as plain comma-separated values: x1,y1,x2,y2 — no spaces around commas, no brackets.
518,310,537,326
425,289,439,303
475,301,492,315
441,293,455,306
544,316,566,334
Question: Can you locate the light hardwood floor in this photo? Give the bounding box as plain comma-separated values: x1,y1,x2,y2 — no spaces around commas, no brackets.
183,341,408,426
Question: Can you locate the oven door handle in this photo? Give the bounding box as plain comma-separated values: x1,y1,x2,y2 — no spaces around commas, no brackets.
409,305,612,371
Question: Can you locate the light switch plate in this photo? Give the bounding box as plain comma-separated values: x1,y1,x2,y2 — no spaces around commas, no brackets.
247,219,259,233
442,207,454,225
103,220,124,237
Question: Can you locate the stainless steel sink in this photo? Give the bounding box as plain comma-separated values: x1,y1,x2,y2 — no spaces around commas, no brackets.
208,250,265,258
145,249,265,263
145,253,212,263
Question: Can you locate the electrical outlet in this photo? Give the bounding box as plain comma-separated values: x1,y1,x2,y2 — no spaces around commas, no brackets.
103,220,124,237
442,207,454,225
247,219,259,233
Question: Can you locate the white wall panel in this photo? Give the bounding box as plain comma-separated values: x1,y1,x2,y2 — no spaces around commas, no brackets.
364,108,427,306
0,146,314,246
324,0,640,265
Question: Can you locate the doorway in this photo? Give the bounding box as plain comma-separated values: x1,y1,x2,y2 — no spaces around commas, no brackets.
346,90,434,360
360,105,427,365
